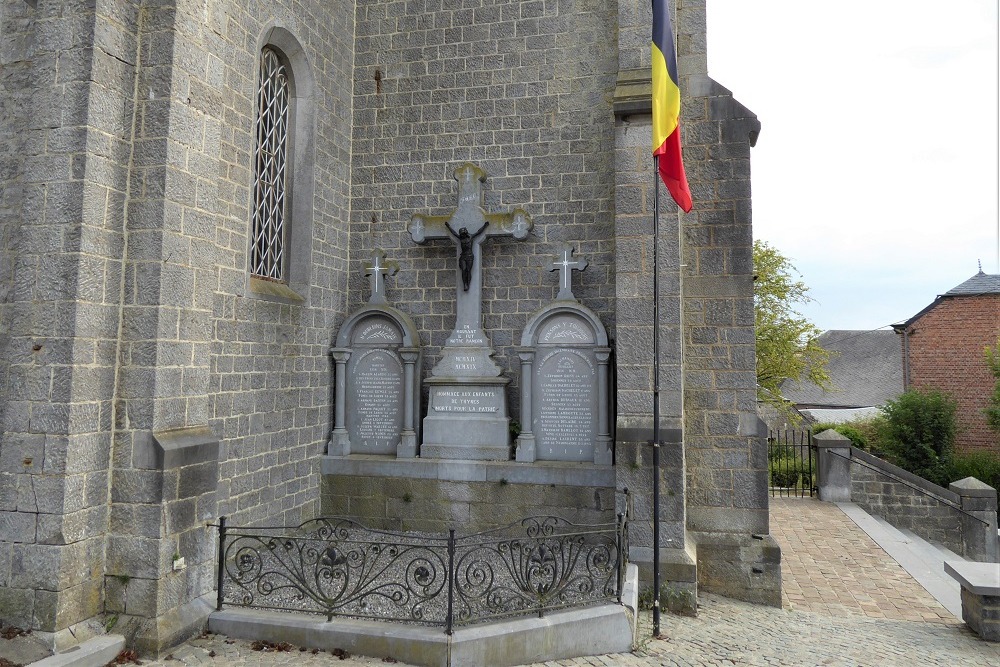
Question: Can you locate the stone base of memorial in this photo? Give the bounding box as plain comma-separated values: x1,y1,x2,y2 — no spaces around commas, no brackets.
421,376,511,460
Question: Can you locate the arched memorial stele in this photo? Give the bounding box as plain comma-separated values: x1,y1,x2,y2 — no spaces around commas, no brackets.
516,245,612,464
329,250,422,457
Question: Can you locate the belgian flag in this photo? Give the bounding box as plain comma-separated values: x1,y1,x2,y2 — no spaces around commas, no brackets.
651,0,692,212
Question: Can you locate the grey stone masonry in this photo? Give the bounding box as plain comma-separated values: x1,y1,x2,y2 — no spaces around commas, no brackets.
841,448,997,563
1,0,357,653
945,560,1000,641
949,477,999,563
349,0,619,424
681,0,777,607
814,429,852,502
3,0,782,652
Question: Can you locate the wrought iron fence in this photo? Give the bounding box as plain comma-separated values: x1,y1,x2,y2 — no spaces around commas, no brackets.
214,493,629,633
768,429,816,498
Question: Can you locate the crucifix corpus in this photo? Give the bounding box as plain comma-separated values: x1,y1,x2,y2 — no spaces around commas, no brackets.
408,163,533,460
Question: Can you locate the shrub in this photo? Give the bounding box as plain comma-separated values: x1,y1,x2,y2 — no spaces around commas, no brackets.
769,456,802,488
811,422,867,449
810,416,888,453
880,388,958,486
947,450,1000,492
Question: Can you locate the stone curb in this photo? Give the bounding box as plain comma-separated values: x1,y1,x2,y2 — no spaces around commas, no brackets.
28,636,124,667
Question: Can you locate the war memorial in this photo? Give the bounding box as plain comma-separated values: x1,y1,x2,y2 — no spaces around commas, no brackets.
0,0,776,657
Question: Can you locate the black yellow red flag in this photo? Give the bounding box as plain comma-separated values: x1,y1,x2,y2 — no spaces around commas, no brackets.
651,0,692,212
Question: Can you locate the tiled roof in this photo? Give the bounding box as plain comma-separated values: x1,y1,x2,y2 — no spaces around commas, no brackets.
894,271,1000,329
780,330,903,408
943,271,1000,296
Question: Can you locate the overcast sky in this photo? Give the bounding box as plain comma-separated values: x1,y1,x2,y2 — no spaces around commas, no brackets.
706,0,999,332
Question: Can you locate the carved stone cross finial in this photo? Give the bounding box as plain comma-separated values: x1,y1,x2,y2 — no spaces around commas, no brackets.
550,244,587,301
365,249,398,304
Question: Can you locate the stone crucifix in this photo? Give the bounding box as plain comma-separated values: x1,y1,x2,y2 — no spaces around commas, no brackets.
365,249,398,305
409,163,532,376
550,244,587,301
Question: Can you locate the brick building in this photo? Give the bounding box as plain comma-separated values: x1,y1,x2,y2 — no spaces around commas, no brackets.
893,271,1000,453
0,0,777,653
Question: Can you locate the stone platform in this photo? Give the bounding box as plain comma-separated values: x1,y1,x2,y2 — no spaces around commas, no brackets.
207,565,638,667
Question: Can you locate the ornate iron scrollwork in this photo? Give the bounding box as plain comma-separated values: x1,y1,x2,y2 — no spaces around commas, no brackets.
216,509,628,630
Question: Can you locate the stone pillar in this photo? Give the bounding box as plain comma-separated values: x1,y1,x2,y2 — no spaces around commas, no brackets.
949,477,999,563
813,430,853,503
594,348,612,465
515,348,536,463
398,348,420,458
329,349,351,455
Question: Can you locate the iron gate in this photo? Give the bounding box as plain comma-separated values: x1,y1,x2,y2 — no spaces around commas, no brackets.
768,429,816,498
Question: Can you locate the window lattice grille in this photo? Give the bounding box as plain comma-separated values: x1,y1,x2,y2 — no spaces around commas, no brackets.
250,48,290,281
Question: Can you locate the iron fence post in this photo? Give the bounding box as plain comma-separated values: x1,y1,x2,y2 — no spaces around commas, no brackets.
616,511,624,604
216,516,227,611
446,528,455,635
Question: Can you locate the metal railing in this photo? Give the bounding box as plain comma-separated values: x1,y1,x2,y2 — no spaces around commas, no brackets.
768,429,816,498
213,493,630,633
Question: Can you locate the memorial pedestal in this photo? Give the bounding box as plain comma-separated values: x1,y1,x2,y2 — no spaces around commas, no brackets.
420,376,511,460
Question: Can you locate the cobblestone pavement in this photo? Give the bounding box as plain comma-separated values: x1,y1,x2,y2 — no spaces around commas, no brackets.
139,594,1000,667
770,497,958,623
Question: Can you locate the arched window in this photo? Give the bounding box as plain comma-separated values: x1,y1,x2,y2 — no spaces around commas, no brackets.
247,28,315,304
250,47,290,281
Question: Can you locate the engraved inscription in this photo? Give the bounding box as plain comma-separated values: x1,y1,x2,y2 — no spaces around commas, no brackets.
453,355,478,371
432,388,501,413
355,319,401,344
539,317,593,344
347,349,403,454
449,323,487,346
536,350,596,461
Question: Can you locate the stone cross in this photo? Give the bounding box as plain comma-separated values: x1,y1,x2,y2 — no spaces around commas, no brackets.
550,244,587,301
408,163,532,358
365,249,398,305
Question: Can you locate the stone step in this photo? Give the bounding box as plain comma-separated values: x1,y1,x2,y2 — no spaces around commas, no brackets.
898,528,963,563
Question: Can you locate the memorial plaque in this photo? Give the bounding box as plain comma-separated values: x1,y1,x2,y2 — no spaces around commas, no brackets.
515,246,612,465
347,348,404,454
329,251,422,458
431,386,504,414
535,349,597,461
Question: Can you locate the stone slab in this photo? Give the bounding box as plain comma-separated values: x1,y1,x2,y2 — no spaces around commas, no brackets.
134,426,219,471
209,565,637,667
945,560,1000,596
321,456,616,488
29,635,124,667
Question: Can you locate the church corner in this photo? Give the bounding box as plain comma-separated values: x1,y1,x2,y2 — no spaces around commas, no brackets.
0,0,779,654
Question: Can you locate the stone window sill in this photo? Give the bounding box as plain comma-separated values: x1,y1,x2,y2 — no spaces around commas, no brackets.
247,275,306,305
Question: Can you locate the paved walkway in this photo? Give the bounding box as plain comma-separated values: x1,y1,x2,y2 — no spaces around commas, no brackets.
770,497,959,623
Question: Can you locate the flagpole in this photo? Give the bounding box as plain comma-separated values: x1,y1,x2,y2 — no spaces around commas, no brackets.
652,154,662,638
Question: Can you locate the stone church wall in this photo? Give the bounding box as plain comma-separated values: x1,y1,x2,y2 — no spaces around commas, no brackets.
0,0,356,649
0,0,780,652
347,0,620,409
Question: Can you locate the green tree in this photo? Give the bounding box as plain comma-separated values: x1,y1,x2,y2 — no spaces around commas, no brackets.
986,337,1000,435
753,240,830,419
